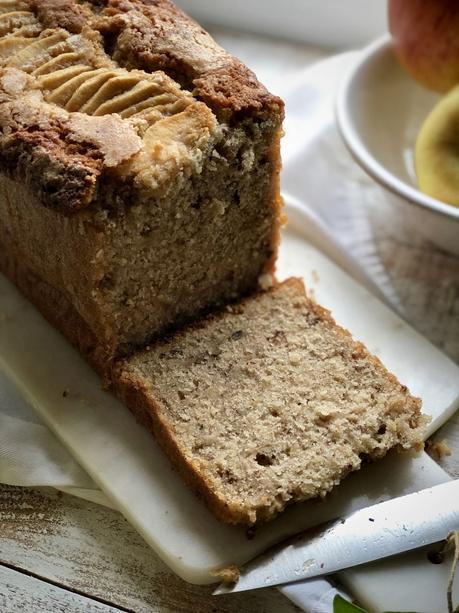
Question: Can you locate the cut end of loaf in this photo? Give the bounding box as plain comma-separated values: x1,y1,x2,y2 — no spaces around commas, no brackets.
114,278,427,525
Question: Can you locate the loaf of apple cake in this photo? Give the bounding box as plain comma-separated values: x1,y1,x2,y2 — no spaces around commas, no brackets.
0,0,284,368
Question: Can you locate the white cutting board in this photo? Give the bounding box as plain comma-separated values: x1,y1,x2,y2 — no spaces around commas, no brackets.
0,204,458,609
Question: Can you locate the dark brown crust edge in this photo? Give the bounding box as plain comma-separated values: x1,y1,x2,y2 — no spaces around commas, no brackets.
113,371,246,523
0,124,104,215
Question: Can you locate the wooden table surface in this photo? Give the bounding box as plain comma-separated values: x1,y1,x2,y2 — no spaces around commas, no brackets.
1,31,459,613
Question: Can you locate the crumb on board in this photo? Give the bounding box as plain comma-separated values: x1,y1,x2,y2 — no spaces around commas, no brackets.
426,439,451,460
211,564,240,584
311,270,319,283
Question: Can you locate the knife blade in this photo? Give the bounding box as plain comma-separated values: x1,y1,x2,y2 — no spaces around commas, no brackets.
214,480,459,594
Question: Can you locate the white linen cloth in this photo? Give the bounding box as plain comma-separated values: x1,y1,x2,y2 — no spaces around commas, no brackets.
0,50,416,611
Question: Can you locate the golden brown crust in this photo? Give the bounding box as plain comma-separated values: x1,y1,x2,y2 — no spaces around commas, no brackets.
0,0,283,213
193,64,282,119
94,0,284,119
0,68,143,213
28,0,91,33
0,2,287,523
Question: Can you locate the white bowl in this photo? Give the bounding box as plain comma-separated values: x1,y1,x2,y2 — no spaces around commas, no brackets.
336,35,459,256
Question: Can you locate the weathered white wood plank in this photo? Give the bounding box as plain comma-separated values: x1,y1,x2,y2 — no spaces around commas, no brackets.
0,485,299,613
0,564,122,612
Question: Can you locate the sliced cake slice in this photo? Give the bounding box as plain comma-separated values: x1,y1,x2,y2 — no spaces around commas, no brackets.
113,278,426,525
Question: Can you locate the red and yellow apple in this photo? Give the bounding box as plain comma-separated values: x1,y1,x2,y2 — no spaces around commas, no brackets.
389,0,459,92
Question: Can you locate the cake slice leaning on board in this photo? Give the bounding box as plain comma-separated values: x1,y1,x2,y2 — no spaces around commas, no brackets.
114,278,426,525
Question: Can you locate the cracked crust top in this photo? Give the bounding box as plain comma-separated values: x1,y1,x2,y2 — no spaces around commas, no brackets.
0,68,143,212
28,0,92,34
0,0,283,213
94,0,284,117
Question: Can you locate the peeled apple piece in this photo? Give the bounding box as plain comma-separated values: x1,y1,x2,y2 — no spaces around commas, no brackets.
415,85,459,208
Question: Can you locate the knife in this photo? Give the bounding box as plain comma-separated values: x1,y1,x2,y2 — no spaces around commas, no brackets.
214,480,459,594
